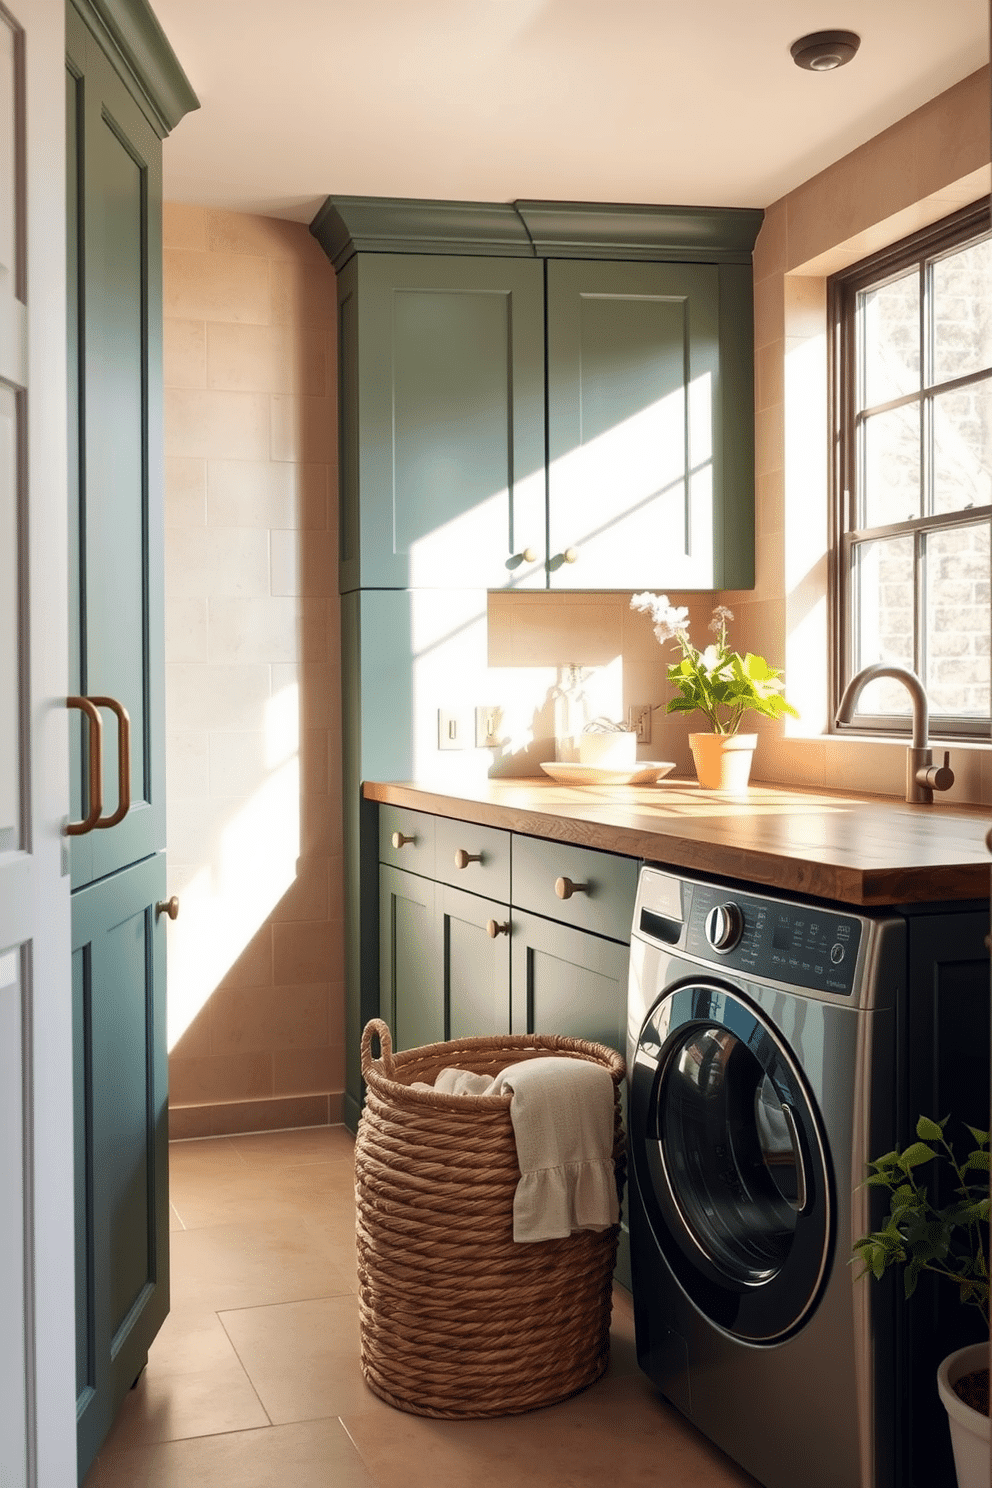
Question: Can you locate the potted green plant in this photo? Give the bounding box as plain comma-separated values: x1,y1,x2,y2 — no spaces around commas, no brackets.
852,1116,990,1488
629,594,797,791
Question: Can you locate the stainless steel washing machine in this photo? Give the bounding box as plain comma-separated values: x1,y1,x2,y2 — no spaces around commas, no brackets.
626,865,904,1488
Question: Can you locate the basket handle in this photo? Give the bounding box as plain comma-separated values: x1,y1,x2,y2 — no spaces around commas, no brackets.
361,1018,395,1077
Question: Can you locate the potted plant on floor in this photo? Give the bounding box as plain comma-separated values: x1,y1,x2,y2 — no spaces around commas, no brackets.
852,1115,990,1488
629,594,797,791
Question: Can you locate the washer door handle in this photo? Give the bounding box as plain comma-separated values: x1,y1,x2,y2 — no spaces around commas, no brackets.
781,1102,808,1214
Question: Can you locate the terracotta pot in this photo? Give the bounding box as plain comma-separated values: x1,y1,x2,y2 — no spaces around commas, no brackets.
688,732,757,793
937,1342,990,1488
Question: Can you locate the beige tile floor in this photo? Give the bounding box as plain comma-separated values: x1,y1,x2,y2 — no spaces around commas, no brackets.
83,1126,760,1488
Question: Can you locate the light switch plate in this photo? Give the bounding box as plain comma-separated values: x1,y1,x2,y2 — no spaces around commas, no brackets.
438,708,472,750
475,705,504,748
629,704,653,744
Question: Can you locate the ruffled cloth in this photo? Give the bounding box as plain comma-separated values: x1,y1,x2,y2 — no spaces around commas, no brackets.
413,1056,618,1243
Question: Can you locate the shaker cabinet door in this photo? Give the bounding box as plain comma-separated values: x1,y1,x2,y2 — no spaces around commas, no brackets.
439,883,511,1041
73,853,169,1479
379,864,442,1051
509,908,629,1050
67,5,166,886
340,253,546,593
546,258,726,591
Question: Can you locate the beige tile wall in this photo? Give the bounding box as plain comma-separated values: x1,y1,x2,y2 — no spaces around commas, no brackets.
726,65,992,803
162,205,344,1138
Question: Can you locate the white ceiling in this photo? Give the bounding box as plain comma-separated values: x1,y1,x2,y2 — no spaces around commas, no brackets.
152,0,990,225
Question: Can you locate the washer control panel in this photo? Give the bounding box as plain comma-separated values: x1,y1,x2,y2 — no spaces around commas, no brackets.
680,882,863,997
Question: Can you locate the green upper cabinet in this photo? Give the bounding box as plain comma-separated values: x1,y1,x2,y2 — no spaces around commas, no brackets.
548,258,738,590
312,196,762,594
337,251,546,592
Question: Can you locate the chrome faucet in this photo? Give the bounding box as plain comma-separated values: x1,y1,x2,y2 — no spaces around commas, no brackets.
835,664,954,805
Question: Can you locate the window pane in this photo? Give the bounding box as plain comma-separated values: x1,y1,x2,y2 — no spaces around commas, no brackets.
853,535,915,715
859,270,920,407
861,403,920,527
925,523,990,717
932,382,992,514
931,236,992,384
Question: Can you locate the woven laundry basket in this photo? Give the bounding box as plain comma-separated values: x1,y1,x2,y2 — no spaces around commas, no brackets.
354,1018,626,1418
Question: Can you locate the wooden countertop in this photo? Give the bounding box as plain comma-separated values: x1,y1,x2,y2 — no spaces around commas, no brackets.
363,776,992,906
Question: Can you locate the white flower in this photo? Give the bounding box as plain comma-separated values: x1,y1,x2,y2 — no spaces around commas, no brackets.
709,605,734,634
630,591,689,643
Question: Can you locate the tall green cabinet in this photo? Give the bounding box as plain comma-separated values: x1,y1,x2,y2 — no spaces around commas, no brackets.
65,2,196,1478
311,196,763,1128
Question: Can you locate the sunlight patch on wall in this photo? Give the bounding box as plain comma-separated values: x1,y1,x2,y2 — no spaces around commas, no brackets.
167,683,300,1051
407,480,541,589
783,283,829,736
547,382,712,587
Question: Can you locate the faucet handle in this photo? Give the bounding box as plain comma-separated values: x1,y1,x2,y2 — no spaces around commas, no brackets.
918,750,954,793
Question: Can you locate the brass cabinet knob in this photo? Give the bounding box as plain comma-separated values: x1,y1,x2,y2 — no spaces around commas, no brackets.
454,848,483,869
563,547,579,564
391,831,415,849
486,919,510,938
555,876,589,900
156,896,180,921
521,547,537,563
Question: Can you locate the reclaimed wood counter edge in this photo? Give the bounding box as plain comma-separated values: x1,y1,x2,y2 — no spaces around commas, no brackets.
362,778,991,906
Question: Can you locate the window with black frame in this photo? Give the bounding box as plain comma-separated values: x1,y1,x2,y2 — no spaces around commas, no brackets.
831,199,992,739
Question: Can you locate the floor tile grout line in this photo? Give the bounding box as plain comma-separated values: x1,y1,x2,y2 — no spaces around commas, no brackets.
215,1288,359,1319
215,1308,277,1429
337,1410,389,1488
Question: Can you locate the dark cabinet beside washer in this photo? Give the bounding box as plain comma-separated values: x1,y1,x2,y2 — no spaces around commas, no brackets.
377,805,636,1057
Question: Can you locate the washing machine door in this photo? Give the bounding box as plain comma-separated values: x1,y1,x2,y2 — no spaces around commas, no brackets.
630,980,832,1343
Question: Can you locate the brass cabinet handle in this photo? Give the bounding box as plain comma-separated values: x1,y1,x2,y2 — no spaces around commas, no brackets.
89,696,131,829
156,896,180,921
391,831,415,849
454,848,483,869
563,547,579,564
486,919,510,938
555,875,590,900
65,696,104,836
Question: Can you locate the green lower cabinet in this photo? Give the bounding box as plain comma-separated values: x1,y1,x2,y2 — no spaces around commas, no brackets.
509,908,631,1289
508,908,628,1050
72,853,169,1482
379,866,512,1046
378,829,634,1289
379,864,441,1051
439,883,511,1040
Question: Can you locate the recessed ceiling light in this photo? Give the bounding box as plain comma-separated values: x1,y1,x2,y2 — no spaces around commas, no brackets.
790,30,861,71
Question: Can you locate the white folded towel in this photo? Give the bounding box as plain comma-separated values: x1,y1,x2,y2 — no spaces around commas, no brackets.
412,1056,618,1243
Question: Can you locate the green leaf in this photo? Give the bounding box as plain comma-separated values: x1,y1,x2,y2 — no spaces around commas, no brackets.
965,1126,990,1148
916,1116,944,1142
965,1150,991,1172
899,1142,936,1169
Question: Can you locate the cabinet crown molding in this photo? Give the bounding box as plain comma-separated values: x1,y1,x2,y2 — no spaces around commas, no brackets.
69,0,199,137
311,194,764,271
515,200,764,264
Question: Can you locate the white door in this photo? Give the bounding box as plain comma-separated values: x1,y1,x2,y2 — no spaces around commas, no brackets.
0,1,76,1485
